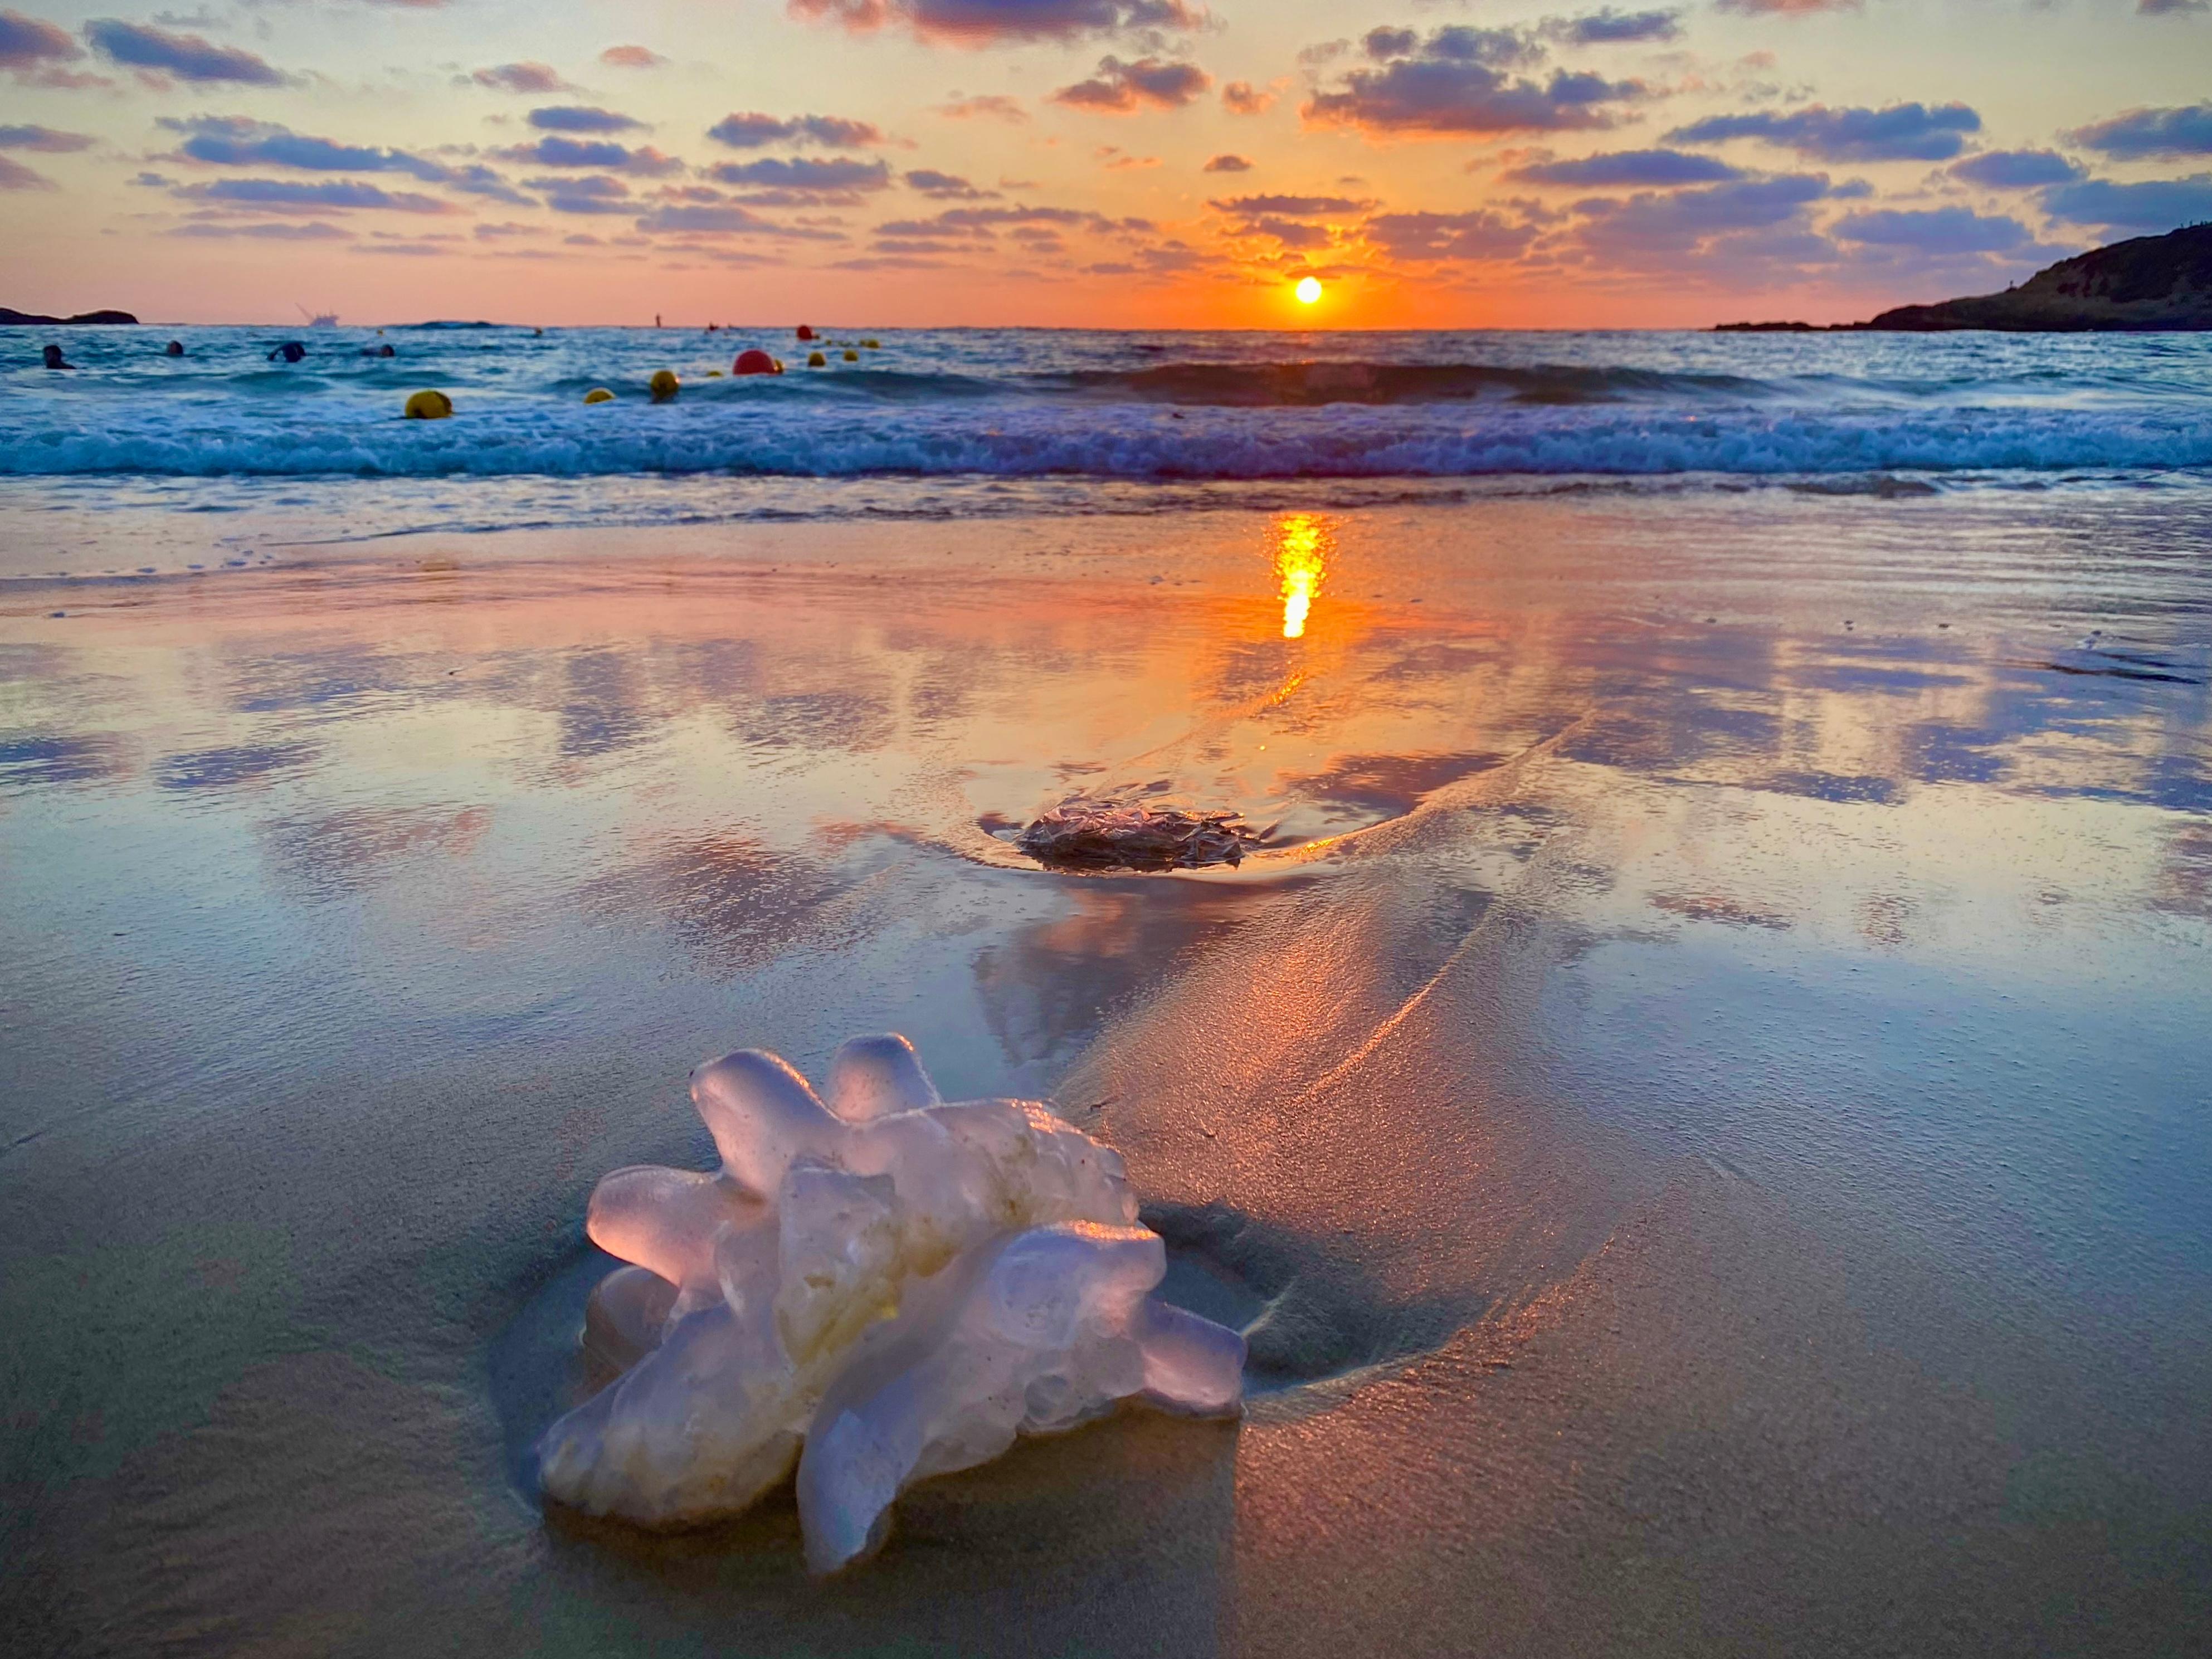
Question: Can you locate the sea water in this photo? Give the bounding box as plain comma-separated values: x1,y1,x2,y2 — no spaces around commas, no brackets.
5,325,2212,573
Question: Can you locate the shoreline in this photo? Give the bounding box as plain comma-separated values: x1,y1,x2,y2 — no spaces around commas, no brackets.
2,499,2208,1654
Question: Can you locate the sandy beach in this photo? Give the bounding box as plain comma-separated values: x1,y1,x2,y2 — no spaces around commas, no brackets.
3,490,2207,1655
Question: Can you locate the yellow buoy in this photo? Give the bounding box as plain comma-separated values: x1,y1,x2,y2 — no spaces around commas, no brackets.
862,339,880,349
807,351,827,367
650,368,679,403
403,389,452,420
706,369,724,378
583,387,615,404
842,349,858,362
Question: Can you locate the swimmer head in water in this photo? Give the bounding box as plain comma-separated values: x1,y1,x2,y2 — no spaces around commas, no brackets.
42,344,72,370
268,340,306,363
164,340,185,357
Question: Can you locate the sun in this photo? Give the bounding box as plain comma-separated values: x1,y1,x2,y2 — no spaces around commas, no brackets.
1295,276,1323,306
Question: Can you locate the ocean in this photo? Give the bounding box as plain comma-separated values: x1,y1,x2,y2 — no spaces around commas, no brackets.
6,324,2212,573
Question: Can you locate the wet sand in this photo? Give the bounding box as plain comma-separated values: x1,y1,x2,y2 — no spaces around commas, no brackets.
2,493,2209,1655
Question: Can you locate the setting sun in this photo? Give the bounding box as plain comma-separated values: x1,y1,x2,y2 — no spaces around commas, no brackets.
1295,277,1324,306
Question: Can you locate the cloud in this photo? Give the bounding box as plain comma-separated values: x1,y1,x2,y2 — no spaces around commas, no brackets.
1221,80,1273,116
703,155,893,195
787,1,1206,46
497,136,683,175
1366,207,1536,262
1668,102,1980,162
874,202,1146,240
600,45,666,69
1561,172,1834,270
444,163,533,206
1052,55,1211,113
1830,206,2031,253
1,9,81,76
1202,153,1251,173
1303,25,1645,138
471,62,569,94
632,203,838,237
174,178,459,213
1548,9,1680,45
936,93,1026,122
169,219,352,240
2041,174,2212,232
2069,104,2212,160
1509,147,1741,186
526,173,634,214
85,19,286,85
158,115,452,182
0,122,91,151
1209,192,1366,216
528,106,645,134
1948,149,2083,189
905,167,992,197
0,153,53,188
1716,0,1862,12
707,111,886,149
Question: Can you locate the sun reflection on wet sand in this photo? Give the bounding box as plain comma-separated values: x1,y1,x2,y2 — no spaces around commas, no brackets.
1273,513,1332,640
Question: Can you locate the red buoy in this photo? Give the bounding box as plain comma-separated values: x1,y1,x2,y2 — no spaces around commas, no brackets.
733,349,778,375
795,325,816,342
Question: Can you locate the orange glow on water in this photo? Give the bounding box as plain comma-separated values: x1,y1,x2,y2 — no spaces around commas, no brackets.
1274,513,1331,639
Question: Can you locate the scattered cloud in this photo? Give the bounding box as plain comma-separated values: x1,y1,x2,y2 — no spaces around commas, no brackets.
2042,174,2212,232
1209,192,1367,217
528,106,645,134
1948,150,2083,189
1366,207,1536,262
2,9,95,86
1716,0,1863,12
496,136,683,175
158,115,451,182
1508,148,1741,186
633,202,840,237
2069,104,2212,160
1669,102,1981,162
1830,206,2032,253
527,172,635,214
85,19,287,86
1052,55,1211,113
703,155,894,195
1547,9,1680,46
1219,83,1273,121
471,61,570,94
0,121,92,152
787,1,1207,47
1202,153,1251,173
905,167,992,197
935,93,1026,123
600,45,666,69
707,111,886,149
0,152,54,188
169,219,352,240
172,177,460,213
1303,25,1646,138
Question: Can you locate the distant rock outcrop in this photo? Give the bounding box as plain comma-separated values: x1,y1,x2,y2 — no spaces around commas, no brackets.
1716,225,2212,333
1,307,140,326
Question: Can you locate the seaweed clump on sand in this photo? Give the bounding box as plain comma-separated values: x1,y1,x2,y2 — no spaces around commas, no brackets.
1015,801,1260,871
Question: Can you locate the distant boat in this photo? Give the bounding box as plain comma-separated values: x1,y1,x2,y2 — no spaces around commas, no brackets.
298,306,338,328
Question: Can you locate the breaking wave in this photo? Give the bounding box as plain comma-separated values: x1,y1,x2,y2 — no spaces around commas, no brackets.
7,400,2212,480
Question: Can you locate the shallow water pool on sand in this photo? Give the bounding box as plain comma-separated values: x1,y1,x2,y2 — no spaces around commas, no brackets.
1,491,2208,1656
